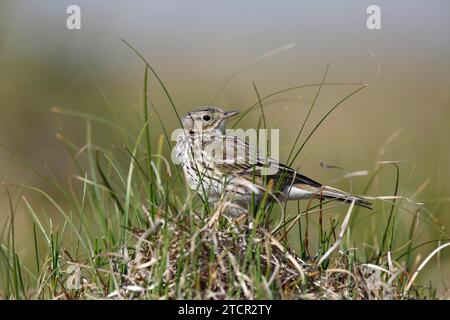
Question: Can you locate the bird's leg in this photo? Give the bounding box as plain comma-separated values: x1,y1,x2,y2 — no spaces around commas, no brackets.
235,212,248,225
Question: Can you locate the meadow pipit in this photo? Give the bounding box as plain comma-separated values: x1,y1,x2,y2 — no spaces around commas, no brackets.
175,106,371,217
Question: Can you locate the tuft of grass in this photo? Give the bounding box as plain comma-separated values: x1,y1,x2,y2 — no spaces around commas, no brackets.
0,46,448,300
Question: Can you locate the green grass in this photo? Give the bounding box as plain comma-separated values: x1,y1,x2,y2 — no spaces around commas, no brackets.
0,44,448,299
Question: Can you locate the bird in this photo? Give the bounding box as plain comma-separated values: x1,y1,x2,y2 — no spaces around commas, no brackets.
174,106,372,217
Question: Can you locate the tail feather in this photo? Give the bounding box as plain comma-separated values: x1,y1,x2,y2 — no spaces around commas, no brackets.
320,186,372,210
285,184,372,210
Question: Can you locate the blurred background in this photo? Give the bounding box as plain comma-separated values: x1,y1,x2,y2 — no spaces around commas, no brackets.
1,0,449,295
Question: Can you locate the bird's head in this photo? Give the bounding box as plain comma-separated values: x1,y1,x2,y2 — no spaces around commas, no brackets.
181,106,239,134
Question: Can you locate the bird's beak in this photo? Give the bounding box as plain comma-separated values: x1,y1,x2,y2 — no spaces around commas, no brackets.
222,111,239,119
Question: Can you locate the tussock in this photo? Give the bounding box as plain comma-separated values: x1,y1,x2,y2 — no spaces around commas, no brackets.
64,208,427,300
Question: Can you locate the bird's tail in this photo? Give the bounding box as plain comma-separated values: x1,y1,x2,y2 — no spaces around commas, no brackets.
286,184,372,210
320,186,372,209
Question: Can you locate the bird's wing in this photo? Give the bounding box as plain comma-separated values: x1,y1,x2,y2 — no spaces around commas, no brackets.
213,134,322,189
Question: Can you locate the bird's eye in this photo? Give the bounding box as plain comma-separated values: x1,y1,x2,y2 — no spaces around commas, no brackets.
202,115,211,121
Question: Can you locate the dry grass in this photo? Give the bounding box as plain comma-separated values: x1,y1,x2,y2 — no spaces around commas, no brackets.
54,204,429,300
